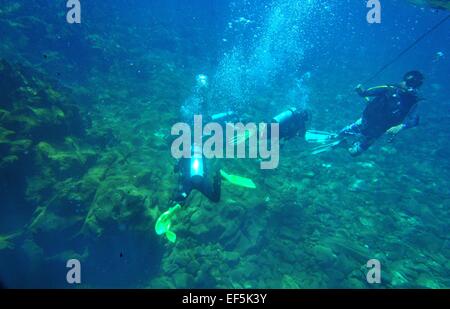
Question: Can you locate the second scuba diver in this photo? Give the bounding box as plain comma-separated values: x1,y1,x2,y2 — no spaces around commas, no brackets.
313,71,424,156
270,107,310,143
231,107,310,146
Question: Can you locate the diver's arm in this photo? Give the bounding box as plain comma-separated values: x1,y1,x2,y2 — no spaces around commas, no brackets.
355,84,393,98
387,105,420,136
402,105,420,129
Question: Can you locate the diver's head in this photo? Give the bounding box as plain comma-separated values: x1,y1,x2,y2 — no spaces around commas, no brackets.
196,74,209,89
299,109,310,122
403,71,424,89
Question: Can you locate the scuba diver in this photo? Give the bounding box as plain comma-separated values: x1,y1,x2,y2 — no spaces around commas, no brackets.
172,145,222,205
230,107,310,146
266,71,312,143
156,74,223,243
155,144,222,243
271,107,310,142
313,71,424,156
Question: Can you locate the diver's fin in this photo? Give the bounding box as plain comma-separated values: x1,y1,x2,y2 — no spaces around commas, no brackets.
311,140,343,155
220,169,256,189
305,130,336,144
227,130,255,146
165,231,177,243
155,204,181,242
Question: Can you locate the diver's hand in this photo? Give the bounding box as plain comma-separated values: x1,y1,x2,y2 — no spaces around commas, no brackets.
355,84,365,96
387,124,404,136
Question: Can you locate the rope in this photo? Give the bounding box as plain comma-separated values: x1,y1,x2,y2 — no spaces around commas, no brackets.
364,14,450,85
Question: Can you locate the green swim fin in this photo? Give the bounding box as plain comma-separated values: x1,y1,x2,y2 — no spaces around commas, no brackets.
165,230,177,243
220,170,256,189
155,204,181,242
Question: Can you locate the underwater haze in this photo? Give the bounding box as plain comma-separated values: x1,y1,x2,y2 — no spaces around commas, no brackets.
0,0,449,288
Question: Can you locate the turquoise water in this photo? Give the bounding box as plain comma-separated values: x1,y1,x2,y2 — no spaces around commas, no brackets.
0,0,449,288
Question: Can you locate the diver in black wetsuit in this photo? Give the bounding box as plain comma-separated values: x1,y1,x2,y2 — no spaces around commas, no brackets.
273,107,309,141
172,145,221,206
262,107,310,144
336,71,424,156
172,74,223,206
155,75,226,242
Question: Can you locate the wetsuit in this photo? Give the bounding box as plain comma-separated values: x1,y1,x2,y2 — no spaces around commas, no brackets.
267,108,309,141
339,85,420,155
172,152,221,206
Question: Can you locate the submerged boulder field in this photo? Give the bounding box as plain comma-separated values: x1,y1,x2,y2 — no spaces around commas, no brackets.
1,57,449,288
0,60,165,287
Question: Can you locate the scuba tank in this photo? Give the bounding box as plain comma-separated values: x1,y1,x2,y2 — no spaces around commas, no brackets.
210,111,236,122
273,107,297,124
189,144,204,178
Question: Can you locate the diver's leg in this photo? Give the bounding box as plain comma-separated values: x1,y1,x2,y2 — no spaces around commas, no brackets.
348,136,375,157
338,118,363,138
173,180,192,206
198,172,221,203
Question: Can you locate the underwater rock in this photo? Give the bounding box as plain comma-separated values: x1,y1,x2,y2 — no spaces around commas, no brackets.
0,60,97,276
348,178,369,192
0,126,14,143
343,277,367,289
83,180,151,237
46,249,89,264
189,223,212,238
185,259,201,275
172,272,195,288
311,244,337,266
234,233,258,254
278,226,302,241
0,59,88,193
415,273,441,289
194,269,217,288
282,246,299,264
390,270,410,287
35,140,97,178
189,209,204,226
21,239,44,262
149,276,175,289
171,251,193,269
0,154,19,168
28,206,82,234
219,220,241,243
281,275,300,289
161,257,179,275
224,251,241,267
0,233,20,251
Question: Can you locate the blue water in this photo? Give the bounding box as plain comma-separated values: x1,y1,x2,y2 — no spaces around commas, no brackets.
0,0,449,288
